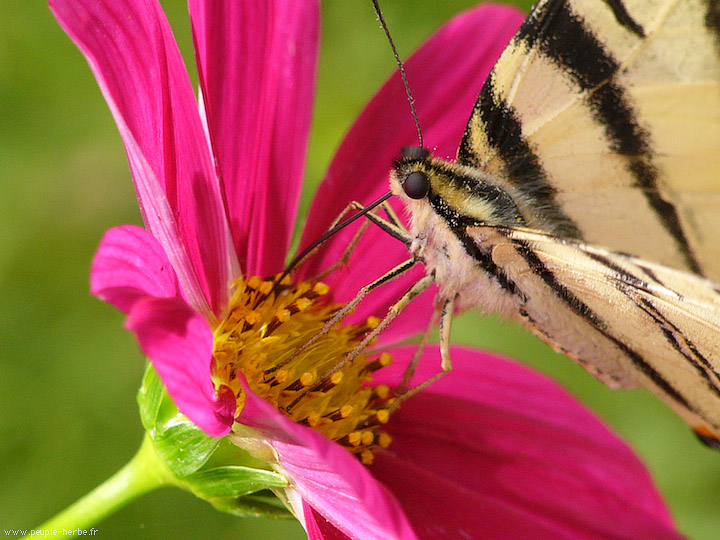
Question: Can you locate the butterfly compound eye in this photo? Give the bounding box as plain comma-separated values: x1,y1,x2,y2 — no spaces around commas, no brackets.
403,171,429,199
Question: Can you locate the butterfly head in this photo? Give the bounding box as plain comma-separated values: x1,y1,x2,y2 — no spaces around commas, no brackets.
395,146,431,200
392,147,528,231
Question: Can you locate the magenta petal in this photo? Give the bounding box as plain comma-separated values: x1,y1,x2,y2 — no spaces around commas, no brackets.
50,0,235,315
237,386,418,540
189,0,320,277
371,346,681,540
127,296,234,436
90,225,178,314
304,502,351,540
296,5,524,340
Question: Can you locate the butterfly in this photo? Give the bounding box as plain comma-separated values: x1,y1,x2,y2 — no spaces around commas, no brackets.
351,0,720,447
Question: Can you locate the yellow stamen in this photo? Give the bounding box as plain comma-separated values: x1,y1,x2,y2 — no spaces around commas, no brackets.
360,450,374,465
213,275,396,462
296,297,312,312
378,432,392,448
361,431,374,446
302,411,320,427
372,385,390,401
259,280,274,295
346,431,363,446
313,282,329,295
339,404,354,418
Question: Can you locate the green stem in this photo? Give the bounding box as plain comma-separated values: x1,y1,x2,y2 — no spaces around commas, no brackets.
27,433,175,538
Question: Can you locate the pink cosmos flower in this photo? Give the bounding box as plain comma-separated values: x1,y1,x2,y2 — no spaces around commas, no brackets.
50,0,684,538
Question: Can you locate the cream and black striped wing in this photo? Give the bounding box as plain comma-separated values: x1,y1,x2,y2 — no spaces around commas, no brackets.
459,0,720,281
469,225,720,440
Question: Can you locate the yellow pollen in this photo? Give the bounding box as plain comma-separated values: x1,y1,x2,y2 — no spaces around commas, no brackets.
212,275,398,464
306,411,320,427
373,385,390,400
316,370,345,393
299,371,315,386
378,432,392,448
361,431,374,445
259,280,274,295
313,282,329,295
360,450,374,465
366,316,380,329
347,431,363,446
339,404,354,418
365,353,393,375
296,297,312,312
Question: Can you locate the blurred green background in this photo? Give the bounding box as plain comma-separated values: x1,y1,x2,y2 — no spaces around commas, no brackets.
2,1,719,538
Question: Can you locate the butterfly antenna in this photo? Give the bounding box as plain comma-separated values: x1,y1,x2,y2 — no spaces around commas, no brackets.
372,0,423,148
274,190,393,288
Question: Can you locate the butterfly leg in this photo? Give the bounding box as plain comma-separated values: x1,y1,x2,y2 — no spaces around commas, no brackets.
302,200,412,279
395,302,439,395
266,257,419,375
331,274,434,372
285,270,431,412
392,295,456,406
439,294,456,372
292,201,374,277
311,219,370,281
355,200,413,247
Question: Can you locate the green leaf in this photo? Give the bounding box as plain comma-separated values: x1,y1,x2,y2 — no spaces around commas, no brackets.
137,365,221,477
208,493,293,519
152,418,221,477
137,363,164,431
135,364,289,518
186,466,287,497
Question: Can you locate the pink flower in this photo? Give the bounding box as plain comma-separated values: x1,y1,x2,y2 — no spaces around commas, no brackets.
50,1,683,538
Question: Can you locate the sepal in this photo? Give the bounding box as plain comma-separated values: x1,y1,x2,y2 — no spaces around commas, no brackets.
207,493,292,518
137,363,290,518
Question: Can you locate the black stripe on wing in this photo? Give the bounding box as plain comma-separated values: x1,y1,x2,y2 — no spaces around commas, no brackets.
458,80,582,238
523,0,702,275
586,250,720,401
466,0,702,275
602,0,645,37
704,0,720,48
425,186,527,297
423,160,527,227
510,235,695,411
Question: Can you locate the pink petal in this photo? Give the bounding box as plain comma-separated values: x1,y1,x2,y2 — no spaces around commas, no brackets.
90,225,178,314
127,296,234,436
371,346,681,540
189,0,320,277
50,0,236,316
236,383,418,540
296,4,525,342
304,502,351,540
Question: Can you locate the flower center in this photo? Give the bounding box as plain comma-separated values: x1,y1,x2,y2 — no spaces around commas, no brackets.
212,275,394,464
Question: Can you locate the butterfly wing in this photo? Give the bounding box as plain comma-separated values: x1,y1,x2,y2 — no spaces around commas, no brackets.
468,224,720,440
459,0,720,281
